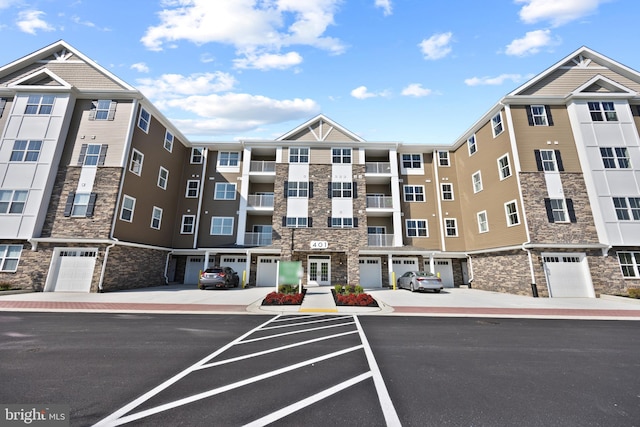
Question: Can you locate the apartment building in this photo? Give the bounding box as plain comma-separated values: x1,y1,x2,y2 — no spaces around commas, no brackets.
0,41,639,298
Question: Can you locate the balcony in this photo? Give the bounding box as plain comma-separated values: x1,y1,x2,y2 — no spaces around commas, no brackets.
366,195,393,209
247,194,274,208
249,160,276,183
244,232,273,246
365,162,391,174
367,234,394,247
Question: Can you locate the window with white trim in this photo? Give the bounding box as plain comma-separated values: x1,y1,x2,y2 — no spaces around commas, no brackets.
492,112,504,136
505,200,520,226
211,217,234,235
498,154,511,180
438,151,450,166
403,185,425,202
157,167,169,190
548,199,567,222
617,251,640,277
214,183,236,200
467,135,477,155
600,147,631,169
331,182,352,198
441,183,454,200
613,197,640,220
92,100,115,120
0,245,22,272
164,131,174,152
71,193,90,217
588,101,618,121
129,149,144,175
81,144,102,166
406,219,428,237
287,182,308,198
539,150,557,172
218,152,239,167
0,190,27,214
120,195,135,222
472,171,483,193
402,154,422,169
10,140,42,162
25,95,54,115
331,217,354,228
289,147,309,163
530,105,548,126
185,180,200,198
444,218,458,237
181,215,195,234
286,217,308,228
151,206,163,230
137,107,151,132
332,148,351,164
477,211,488,233
191,148,203,164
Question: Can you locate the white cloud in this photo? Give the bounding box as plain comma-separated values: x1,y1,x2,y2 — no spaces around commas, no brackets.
464,74,524,86
136,72,237,100
401,83,432,97
130,62,150,73
515,0,607,27
505,29,557,56
375,0,392,16
350,86,390,99
419,32,453,60
234,51,303,70
17,10,55,35
0,0,20,9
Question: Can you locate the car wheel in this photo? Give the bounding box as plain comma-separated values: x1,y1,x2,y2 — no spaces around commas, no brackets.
410,282,415,292
198,284,205,290
434,289,441,293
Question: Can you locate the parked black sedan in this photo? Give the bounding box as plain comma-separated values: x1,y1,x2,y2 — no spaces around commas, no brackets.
198,267,240,289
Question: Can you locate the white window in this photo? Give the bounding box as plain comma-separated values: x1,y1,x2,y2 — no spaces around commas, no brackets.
402,154,422,169
157,167,169,190
403,185,425,202
25,95,54,115
0,245,22,272
181,215,195,234
120,195,135,222
498,154,511,180
71,193,91,217
588,101,618,121
0,190,27,214
600,147,631,169
191,148,203,164
214,183,236,200
472,171,483,193
331,217,354,228
618,251,640,277
548,199,568,223
505,200,520,226
93,100,114,120
441,183,454,200
82,144,102,166
477,211,489,233
218,152,240,167
137,107,151,133
467,135,477,155
287,182,308,198
185,180,200,198
331,182,352,198
613,197,640,221
492,112,504,137
444,218,458,237
130,149,144,175
151,206,163,230
438,151,450,167
286,217,308,228
539,150,557,172
211,217,234,235
164,131,174,152
406,219,428,237
332,148,351,164
530,105,548,126
10,140,42,162
290,147,309,163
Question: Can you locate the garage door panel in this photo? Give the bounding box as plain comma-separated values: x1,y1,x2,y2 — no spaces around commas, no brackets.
49,249,97,292
543,253,594,298
359,258,382,288
257,257,278,286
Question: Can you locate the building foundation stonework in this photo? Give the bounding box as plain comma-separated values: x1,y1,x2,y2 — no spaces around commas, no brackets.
470,250,538,296
101,246,168,291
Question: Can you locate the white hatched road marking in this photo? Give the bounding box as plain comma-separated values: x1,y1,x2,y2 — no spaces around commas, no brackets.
93,314,400,426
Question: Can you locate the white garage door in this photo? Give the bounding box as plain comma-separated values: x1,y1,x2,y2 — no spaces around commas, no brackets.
542,253,594,297
391,258,419,282
433,259,454,288
46,248,97,292
184,256,204,285
359,258,382,288
256,257,278,287
218,256,248,278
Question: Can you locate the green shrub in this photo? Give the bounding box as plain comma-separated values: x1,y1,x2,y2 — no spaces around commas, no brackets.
627,287,640,299
345,284,356,294
334,284,344,294
354,285,364,294
278,284,302,294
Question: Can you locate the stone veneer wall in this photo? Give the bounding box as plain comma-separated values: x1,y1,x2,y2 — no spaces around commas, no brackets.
469,250,539,296
101,245,168,291
0,241,48,291
594,249,640,295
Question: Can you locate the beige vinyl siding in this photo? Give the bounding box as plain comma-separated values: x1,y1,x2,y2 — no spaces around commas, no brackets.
309,146,331,164
520,68,640,96
172,152,204,248
283,122,360,142
0,62,127,90
399,171,441,250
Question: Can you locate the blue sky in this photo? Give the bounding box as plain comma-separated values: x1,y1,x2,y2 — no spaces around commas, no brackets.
0,0,636,144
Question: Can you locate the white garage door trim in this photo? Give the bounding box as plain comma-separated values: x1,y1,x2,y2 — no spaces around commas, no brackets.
359,257,382,288
432,259,454,288
542,252,594,298
391,257,419,282
184,256,204,285
45,248,98,292
218,255,248,278
256,256,279,287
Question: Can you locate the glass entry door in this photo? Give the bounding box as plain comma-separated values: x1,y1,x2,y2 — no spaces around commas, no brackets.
308,255,331,286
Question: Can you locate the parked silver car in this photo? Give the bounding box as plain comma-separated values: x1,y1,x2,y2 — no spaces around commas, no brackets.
397,271,443,293
198,267,240,289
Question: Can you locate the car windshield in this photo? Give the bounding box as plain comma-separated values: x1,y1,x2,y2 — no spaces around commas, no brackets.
205,268,223,273
415,272,435,277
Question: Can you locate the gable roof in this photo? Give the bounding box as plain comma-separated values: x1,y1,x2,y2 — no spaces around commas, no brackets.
277,114,366,142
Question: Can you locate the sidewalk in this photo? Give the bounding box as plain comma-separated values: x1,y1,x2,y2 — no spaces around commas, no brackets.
0,285,639,320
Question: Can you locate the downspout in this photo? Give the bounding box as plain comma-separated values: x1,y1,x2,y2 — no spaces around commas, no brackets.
164,251,173,284
465,254,474,287
98,239,117,292
193,147,208,249
433,152,445,252
522,242,538,297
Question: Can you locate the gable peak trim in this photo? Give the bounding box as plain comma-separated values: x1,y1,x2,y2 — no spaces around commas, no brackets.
8,68,71,89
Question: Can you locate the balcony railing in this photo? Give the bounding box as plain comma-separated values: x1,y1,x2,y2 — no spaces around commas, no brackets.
247,194,274,208
365,162,391,174
367,234,394,247
244,232,272,246
366,195,393,208
249,160,276,173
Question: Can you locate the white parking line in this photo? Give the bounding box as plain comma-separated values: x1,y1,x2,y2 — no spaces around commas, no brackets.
238,319,356,344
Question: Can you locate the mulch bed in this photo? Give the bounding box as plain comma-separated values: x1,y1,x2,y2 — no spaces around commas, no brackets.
261,288,307,306
331,289,379,307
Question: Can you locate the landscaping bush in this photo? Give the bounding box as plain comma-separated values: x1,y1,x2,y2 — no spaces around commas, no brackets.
331,288,378,307
627,287,640,299
262,286,306,305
